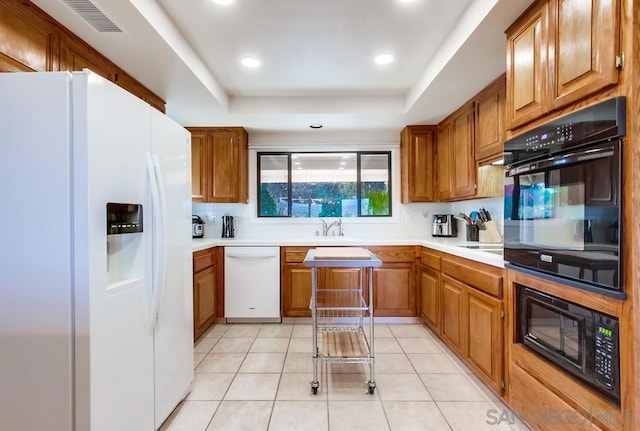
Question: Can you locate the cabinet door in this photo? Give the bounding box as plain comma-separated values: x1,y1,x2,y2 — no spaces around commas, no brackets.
0,0,60,72
467,287,503,394
506,1,548,129
548,0,619,110
475,77,506,163
436,120,453,201
420,265,441,334
323,267,361,289
373,263,416,317
60,35,116,81
451,102,476,199
191,131,207,202
400,126,436,202
282,265,312,317
206,128,248,203
194,265,216,340
441,275,467,357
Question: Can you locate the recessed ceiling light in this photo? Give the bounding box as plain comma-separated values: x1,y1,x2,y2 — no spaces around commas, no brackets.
374,54,394,65
309,124,323,129
212,0,234,5
241,57,260,68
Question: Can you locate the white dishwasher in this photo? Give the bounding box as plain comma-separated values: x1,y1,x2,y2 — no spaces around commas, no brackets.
224,247,281,322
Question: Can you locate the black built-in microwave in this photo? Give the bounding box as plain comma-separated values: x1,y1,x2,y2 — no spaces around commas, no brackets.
517,286,620,404
503,97,625,297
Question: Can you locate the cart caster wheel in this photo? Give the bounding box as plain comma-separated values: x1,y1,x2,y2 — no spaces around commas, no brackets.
312,386,318,395
368,386,376,394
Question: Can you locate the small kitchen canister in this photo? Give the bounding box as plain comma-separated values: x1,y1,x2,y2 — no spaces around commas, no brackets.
465,224,479,241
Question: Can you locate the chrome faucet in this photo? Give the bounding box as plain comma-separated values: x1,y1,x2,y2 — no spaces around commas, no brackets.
321,218,343,236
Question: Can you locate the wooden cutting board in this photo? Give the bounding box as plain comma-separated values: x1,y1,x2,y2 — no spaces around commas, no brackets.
313,247,372,260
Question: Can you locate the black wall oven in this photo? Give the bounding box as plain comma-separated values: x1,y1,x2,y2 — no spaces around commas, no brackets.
503,97,625,296
517,286,620,404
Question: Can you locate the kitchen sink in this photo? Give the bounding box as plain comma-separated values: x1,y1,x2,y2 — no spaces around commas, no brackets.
459,244,503,256
479,249,503,256
461,244,503,249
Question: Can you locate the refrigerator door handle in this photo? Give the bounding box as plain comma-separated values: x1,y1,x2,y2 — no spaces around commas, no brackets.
150,154,168,326
145,152,166,332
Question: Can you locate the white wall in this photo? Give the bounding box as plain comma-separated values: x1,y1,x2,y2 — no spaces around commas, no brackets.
192,133,504,241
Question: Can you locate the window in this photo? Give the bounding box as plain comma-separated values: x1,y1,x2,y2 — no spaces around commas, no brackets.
258,152,391,218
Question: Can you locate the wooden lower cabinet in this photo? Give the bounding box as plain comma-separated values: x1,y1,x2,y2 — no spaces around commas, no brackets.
281,246,416,317
324,267,362,289
193,247,222,341
441,275,467,357
282,265,313,317
194,266,216,339
467,287,503,393
421,249,505,395
419,264,441,333
373,263,416,316
510,364,605,431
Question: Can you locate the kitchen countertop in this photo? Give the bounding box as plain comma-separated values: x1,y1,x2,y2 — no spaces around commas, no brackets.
192,236,504,268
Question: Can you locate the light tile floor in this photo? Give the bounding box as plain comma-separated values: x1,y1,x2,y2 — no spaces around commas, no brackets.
161,323,532,431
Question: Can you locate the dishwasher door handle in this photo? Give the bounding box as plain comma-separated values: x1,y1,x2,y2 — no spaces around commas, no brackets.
226,252,279,259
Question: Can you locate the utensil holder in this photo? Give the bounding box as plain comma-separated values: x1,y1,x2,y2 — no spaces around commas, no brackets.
465,224,479,241
479,220,502,243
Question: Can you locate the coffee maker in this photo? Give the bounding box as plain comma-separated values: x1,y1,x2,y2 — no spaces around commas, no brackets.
431,214,457,237
221,215,235,238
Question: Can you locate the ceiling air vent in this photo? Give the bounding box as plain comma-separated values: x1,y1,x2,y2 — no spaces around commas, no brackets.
61,0,123,33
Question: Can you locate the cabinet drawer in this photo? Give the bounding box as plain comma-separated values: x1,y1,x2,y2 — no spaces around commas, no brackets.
510,365,605,431
193,248,215,273
369,246,415,263
283,247,312,263
442,258,503,298
420,248,441,270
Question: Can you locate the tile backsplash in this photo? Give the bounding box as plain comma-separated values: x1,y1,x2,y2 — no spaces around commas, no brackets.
192,198,504,241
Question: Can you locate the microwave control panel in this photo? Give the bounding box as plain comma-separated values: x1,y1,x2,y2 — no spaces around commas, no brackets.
594,317,619,391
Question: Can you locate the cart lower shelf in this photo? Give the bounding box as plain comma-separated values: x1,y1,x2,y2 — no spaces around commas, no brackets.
321,330,368,358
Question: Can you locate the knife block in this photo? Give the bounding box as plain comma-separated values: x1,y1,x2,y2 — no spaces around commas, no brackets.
479,220,502,243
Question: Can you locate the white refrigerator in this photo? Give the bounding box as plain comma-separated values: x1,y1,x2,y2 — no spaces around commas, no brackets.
0,71,194,431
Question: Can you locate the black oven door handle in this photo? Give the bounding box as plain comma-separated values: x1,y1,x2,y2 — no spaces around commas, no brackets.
507,145,616,176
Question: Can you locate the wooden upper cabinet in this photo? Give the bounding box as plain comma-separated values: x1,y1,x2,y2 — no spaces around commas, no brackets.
475,75,506,163
451,102,476,199
548,0,620,109
187,127,249,203
209,128,248,203
0,0,60,72
400,126,436,202
191,131,207,202
506,0,548,129
507,0,620,129
60,35,116,82
436,120,453,201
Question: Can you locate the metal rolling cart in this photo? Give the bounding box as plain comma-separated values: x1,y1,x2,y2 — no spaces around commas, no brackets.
303,247,382,394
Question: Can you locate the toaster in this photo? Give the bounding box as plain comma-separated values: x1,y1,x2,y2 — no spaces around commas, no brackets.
431,214,457,237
